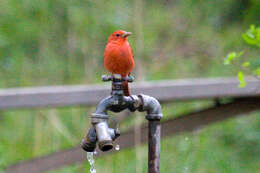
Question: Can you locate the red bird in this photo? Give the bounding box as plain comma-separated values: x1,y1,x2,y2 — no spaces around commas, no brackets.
104,30,135,96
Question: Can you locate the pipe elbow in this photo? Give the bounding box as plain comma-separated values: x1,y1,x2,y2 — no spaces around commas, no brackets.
138,94,163,120
91,96,113,124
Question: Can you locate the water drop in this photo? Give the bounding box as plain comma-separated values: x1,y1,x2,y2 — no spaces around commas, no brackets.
115,144,120,151
90,167,97,173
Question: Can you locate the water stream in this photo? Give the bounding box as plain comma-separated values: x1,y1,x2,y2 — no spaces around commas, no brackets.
86,144,120,173
87,152,96,173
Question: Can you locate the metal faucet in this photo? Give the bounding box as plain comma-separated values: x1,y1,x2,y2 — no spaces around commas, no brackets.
81,74,163,172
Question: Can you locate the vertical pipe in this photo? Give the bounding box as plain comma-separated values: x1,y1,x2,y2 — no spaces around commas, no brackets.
148,120,161,173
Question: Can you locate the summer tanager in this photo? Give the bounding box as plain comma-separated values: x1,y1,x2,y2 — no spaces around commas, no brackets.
104,30,135,96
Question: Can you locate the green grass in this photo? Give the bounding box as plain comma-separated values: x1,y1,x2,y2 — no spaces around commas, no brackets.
46,112,260,173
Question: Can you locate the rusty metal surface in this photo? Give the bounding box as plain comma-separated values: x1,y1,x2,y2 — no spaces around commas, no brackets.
6,97,260,173
87,75,162,153
1,77,260,109
148,120,160,173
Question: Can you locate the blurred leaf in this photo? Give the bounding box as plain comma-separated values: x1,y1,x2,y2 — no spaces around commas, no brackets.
224,51,243,65
242,61,250,67
242,25,260,47
237,71,247,88
255,67,260,77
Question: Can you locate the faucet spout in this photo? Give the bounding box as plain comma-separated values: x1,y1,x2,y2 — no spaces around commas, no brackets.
81,126,97,152
90,96,123,152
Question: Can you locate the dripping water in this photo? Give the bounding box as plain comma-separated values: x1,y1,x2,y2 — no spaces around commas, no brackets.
87,152,96,173
115,144,120,151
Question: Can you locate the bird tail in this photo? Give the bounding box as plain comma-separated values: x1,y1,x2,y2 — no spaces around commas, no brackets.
122,81,130,96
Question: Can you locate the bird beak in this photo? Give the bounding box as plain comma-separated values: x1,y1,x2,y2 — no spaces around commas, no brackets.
122,32,132,38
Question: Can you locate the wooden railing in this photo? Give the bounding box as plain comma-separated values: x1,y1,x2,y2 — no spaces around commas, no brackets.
1,77,260,173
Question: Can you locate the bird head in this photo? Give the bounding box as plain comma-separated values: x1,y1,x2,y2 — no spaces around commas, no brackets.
108,30,132,43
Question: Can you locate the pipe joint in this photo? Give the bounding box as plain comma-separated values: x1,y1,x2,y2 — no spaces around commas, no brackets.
95,121,119,151
130,95,142,108
82,75,162,154
91,96,113,124
138,94,163,120
91,113,109,124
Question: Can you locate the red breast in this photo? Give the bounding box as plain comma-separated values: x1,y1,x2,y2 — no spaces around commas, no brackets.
104,30,135,77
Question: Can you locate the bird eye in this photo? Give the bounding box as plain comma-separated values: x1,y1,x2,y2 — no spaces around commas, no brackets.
115,34,120,37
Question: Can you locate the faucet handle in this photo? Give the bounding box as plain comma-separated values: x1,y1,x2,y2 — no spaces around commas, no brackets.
123,75,134,83
102,74,134,83
102,74,112,82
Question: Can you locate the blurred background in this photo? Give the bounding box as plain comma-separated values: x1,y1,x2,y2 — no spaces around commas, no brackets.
0,0,260,172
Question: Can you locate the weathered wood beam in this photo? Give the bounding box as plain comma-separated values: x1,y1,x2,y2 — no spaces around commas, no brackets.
6,97,260,173
0,77,259,110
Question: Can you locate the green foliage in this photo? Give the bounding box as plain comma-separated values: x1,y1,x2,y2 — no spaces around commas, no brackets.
237,71,247,88
224,25,260,87
224,51,243,65
255,67,260,77
1,0,260,173
242,61,250,67
242,25,260,47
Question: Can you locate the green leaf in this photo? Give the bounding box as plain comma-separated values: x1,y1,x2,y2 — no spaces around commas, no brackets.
255,67,260,77
242,61,250,67
237,71,247,88
224,51,243,65
242,25,260,47
250,25,256,31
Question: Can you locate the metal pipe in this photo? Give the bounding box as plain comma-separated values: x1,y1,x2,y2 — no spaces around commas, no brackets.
82,75,163,173
138,94,163,120
89,81,134,152
95,121,113,151
90,95,123,152
137,94,162,173
90,96,114,151
148,120,161,173
92,96,113,120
